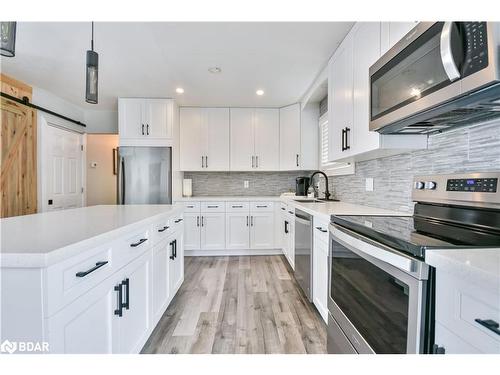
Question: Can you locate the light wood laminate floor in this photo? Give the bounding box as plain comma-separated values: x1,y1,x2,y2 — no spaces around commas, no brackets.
141,255,327,354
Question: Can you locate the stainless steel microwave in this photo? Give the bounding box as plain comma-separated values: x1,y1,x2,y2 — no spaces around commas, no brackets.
369,22,500,134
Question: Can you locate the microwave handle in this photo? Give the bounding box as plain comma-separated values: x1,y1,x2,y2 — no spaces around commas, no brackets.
440,22,461,82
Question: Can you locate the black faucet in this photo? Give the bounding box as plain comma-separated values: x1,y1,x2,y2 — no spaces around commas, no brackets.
310,171,331,201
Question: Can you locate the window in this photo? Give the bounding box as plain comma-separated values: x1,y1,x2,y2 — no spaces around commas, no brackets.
319,114,329,167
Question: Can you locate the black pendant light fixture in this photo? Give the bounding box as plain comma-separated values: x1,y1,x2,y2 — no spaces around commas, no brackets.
85,22,98,104
0,22,17,57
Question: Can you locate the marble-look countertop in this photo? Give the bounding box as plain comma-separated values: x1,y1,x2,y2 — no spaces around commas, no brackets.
426,249,500,288
0,205,182,268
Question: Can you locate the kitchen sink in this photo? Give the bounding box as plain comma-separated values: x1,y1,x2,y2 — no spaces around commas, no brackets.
293,198,340,203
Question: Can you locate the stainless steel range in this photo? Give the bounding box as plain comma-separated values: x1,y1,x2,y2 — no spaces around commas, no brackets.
327,172,500,354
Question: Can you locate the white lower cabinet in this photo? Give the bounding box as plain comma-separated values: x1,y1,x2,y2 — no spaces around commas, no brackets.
152,240,170,323
313,223,329,323
183,213,201,250
201,213,226,249
250,212,274,249
168,234,184,296
226,212,250,249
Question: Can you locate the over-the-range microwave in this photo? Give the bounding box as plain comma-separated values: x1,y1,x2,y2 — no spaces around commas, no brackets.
369,22,500,134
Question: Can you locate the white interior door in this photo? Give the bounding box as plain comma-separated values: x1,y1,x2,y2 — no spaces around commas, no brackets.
44,124,84,211
230,108,254,171
254,108,280,170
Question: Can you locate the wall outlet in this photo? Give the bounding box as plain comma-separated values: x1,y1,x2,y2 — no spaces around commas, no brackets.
365,178,374,192
244,180,249,188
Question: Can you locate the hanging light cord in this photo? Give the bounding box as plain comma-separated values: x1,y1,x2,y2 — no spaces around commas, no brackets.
91,21,94,51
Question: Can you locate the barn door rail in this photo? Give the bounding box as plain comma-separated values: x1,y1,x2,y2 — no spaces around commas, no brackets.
1,92,86,127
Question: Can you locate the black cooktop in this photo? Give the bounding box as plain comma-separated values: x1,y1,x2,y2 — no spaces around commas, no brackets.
331,214,500,260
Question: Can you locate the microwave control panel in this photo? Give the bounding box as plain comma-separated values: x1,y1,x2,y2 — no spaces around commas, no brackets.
462,22,489,77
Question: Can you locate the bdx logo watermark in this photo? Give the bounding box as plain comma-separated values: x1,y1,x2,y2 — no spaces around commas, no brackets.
0,340,49,354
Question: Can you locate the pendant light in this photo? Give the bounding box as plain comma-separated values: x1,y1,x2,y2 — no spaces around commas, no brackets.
0,22,17,57
85,22,98,104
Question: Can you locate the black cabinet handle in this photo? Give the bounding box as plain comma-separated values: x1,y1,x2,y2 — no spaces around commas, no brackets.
232,205,243,208
345,127,351,150
146,124,149,135
173,239,177,258
246,216,249,227
207,205,219,208
281,207,285,211
158,225,169,233
475,319,500,335
130,238,147,247
169,241,175,260
187,205,194,208
296,154,299,167
285,220,289,234
250,216,254,227
197,216,200,227
114,282,123,317
75,261,108,277
122,278,130,310
341,128,345,151
256,205,268,208
141,124,145,136
288,211,294,215
201,216,204,227
201,156,204,168
315,226,328,233
174,219,183,223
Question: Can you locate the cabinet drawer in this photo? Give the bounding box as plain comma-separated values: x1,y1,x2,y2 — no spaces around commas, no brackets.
201,201,225,212
313,216,329,244
171,213,184,235
250,201,274,212
45,243,114,317
435,272,500,353
226,201,250,212
150,216,172,245
183,202,200,212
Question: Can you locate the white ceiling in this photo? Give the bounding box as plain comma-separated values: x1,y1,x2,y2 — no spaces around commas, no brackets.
1,22,353,111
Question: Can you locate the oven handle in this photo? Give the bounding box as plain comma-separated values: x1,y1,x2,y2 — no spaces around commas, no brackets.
331,224,418,274
440,22,461,82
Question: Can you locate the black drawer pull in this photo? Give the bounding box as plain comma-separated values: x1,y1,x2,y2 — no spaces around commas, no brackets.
207,205,219,208
315,227,328,233
288,211,294,215
130,238,147,247
122,278,130,310
76,261,108,277
174,219,183,223
114,282,123,317
158,226,169,232
232,205,243,208
187,205,194,208
281,207,285,211
475,319,500,335
256,205,268,208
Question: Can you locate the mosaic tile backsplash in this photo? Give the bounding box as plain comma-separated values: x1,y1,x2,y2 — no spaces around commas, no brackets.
183,171,313,197
185,120,500,212
328,120,500,212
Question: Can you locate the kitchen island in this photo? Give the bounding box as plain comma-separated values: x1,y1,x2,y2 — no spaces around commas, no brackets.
0,204,184,354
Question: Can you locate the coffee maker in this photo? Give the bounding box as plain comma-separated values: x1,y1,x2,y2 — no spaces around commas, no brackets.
295,177,310,196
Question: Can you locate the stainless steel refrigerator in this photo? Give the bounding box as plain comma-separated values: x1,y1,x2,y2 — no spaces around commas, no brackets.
117,147,172,204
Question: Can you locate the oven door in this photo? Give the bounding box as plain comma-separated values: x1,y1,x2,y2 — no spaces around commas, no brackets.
369,22,497,132
328,223,428,354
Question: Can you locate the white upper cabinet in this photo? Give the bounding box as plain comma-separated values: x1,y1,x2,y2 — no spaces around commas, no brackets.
230,108,279,171
254,108,280,171
380,22,419,55
230,108,255,171
328,22,427,163
180,107,230,171
280,104,301,170
118,98,173,146
328,32,354,162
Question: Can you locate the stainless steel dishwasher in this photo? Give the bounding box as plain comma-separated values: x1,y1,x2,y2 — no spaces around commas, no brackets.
294,208,313,301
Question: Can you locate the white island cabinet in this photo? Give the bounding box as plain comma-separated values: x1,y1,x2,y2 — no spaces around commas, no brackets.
0,205,184,354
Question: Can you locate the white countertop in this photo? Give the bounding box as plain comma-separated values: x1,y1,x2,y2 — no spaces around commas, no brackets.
0,205,182,268
175,196,282,202
426,249,500,288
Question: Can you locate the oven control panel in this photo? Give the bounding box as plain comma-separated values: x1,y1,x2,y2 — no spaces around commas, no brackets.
412,173,500,206
446,178,497,193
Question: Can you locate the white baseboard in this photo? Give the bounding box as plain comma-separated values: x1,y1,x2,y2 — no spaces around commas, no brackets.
185,248,283,257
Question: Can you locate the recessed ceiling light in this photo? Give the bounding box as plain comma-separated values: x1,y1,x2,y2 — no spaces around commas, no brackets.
256,89,265,96
176,87,184,94
208,67,222,74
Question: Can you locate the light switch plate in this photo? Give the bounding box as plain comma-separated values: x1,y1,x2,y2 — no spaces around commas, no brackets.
244,180,249,188
365,178,374,192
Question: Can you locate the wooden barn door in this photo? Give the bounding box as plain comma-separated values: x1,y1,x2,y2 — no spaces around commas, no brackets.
0,97,37,218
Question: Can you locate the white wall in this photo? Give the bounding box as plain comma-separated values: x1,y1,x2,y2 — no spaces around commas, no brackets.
84,110,118,134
